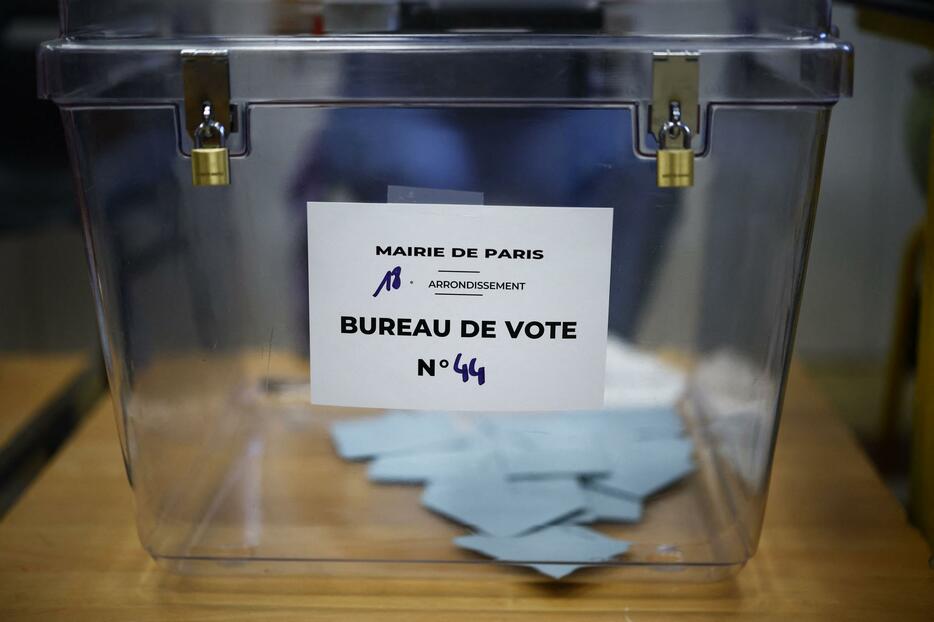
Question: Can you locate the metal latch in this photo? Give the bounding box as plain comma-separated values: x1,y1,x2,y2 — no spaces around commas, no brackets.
652,52,699,188
182,51,231,186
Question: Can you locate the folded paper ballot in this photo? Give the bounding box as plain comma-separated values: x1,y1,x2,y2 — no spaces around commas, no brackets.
603,338,686,408
328,343,695,578
691,350,777,488
455,526,631,579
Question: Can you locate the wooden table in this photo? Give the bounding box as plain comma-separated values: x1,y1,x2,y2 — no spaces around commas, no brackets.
0,367,931,620
0,353,99,515
0,354,88,448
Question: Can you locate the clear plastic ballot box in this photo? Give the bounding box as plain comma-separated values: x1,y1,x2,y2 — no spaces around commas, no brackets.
39,1,852,580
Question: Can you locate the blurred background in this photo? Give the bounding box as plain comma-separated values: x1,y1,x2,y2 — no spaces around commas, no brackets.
0,0,930,529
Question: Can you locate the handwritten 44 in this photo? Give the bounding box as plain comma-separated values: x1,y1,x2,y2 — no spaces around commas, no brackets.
418,354,486,386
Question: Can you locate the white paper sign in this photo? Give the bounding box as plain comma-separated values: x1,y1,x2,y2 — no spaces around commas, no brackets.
307,202,613,411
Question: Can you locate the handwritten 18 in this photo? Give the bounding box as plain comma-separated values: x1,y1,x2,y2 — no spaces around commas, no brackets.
373,266,402,298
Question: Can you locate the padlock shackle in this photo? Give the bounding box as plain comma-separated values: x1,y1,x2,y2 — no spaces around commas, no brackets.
194,119,226,148
658,120,692,150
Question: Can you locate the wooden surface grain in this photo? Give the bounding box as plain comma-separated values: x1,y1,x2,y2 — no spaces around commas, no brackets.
0,353,88,447
0,366,931,620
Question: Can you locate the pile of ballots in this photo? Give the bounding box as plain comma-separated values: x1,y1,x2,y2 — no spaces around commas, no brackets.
329,342,694,579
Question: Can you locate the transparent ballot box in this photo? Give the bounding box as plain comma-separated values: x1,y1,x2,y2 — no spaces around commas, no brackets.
39,1,852,580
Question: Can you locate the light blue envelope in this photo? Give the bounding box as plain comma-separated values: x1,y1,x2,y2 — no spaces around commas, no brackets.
330,412,469,460
455,525,631,579
502,447,613,479
568,486,643,524
422,479,585,537
368,445,501,484
590,437,696,499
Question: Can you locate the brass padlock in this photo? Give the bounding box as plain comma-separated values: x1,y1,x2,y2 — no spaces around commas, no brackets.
656,120,694,188
191,108,230,187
